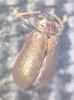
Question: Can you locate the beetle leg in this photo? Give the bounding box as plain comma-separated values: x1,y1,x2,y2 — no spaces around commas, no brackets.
21,23,31,30
21,22,36,30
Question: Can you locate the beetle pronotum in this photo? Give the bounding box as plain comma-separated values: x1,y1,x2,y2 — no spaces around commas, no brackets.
13,10,63,91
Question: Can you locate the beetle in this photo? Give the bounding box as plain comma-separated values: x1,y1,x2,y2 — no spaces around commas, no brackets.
13,10,63,91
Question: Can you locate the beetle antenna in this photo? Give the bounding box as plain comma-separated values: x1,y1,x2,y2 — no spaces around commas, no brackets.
50,13,64,35
13,10,42,16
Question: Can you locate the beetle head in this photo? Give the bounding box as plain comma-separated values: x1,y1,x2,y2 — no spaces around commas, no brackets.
35,19,57,35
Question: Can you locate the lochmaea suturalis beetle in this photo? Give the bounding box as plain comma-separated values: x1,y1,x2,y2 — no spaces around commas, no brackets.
13,10,63,91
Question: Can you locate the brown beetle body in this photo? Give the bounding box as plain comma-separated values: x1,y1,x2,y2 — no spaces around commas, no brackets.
13,31,47,89
13,10,63,91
